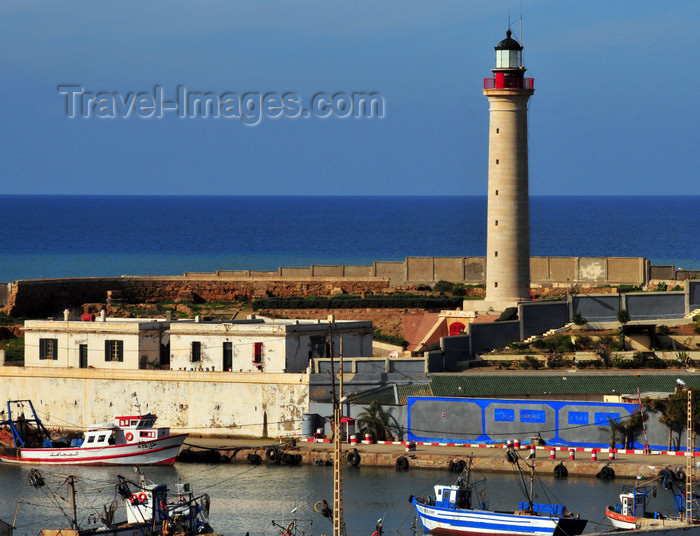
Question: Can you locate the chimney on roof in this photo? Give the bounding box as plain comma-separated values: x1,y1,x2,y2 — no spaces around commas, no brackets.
63,309,70,321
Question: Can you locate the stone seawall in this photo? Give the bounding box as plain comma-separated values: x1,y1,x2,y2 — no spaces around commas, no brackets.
0,367,310,438
3,276,392,317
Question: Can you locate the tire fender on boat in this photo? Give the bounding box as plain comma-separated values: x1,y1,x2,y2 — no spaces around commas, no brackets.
125,432,134,441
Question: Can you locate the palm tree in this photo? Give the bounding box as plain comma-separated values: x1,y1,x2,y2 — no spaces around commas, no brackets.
598,417,625,449
356,400,393,441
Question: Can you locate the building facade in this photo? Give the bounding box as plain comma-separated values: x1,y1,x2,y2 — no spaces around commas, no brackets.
24,313,373,373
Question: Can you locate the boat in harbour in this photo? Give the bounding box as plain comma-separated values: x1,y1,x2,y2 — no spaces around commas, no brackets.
29,468,218,536
411,449,587,536
0,400,187,465
605,470,699,530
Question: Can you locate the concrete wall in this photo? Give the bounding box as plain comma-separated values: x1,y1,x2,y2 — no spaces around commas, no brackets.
0,367,309,437
690,281,700,311
469,321,520,354
312,356,428,375
406,396,676,450
519,301,569,340
572,294,621,322
624,293,686,320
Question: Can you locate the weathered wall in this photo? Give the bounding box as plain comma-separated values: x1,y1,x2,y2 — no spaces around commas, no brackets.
469,321,520,354
407,397,674,449
624,293,686,320
519,301,569,340
690,281,700,311
4,277,391,317
0,283,10,307
0,368,309,437
572,294,621,322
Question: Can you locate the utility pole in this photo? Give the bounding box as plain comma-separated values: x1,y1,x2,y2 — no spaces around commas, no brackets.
328,316,344,536
686,389,694,523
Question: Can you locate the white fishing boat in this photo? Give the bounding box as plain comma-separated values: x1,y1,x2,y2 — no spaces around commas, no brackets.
29,468,218,536
0,400,186,465
411,451,587,536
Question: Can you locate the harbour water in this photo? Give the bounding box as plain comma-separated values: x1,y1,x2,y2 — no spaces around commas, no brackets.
0,462,684,536
0,195,698,282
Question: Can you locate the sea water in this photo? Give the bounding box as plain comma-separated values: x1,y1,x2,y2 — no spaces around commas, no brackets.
0,195,698,282
0,462,676,536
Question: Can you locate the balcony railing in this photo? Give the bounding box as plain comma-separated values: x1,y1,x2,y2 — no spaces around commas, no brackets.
484,77,534,90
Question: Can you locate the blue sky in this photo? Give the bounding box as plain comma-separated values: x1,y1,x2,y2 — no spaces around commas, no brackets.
1,1,697,196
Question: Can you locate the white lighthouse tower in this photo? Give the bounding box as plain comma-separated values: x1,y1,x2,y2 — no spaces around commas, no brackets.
482,29,535,311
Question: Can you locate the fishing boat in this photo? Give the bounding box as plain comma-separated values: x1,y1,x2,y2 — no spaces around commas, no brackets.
0,400,187,465
605,470,698,529
29,468,218,536
411,449,587,536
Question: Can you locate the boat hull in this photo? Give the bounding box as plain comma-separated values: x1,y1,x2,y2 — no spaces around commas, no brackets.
0,434,187,465
604,509,637,530
413,500,587,536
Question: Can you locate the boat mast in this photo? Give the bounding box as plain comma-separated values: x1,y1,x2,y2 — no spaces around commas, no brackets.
68,475,78,530
328,316,344,536
686,389,694,523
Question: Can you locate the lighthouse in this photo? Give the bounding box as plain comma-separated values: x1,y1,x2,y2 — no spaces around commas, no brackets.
482,29,535,311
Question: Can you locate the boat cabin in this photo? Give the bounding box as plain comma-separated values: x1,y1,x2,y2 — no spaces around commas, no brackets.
618,490,647,517
434,484,470,509
115,414,171,443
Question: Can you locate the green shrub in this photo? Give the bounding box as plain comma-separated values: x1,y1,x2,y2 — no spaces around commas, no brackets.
1,338,24,361
373,329,408,348
657,325,671,336
574,335,593,350
572,312,587,326
656,282,668,291
496,307,518,322
433,280,455,293
519,355,542,370
252,293,466,311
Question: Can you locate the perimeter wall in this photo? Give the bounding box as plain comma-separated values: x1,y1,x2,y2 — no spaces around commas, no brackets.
1,256,652,316
0,368,309,438
407,396,675,450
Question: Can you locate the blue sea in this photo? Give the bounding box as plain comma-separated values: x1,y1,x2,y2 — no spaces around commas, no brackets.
0,195,697,282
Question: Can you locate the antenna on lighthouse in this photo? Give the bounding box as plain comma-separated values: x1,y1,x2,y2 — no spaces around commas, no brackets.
520,0,524,66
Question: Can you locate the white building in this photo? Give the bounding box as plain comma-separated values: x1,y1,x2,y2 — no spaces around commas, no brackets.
169,316,373,373
24,311,169,370
23,312,373,373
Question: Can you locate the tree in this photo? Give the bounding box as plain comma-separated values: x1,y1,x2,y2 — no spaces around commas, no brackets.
356,400,394,441
599,416,625,449
617,309,631,349
619,411,644,450
647,389,700,450
617,309,631,324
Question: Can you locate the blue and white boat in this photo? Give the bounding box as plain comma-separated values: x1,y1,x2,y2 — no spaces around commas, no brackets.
411,454,587,536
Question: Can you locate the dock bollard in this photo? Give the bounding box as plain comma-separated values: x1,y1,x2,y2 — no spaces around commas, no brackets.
591,449,597,461
530,445,536,458
405,441,416,452
550,448,556,460
349,434,357,445
569,448,575,460
363,433,374,445
514,438,521,449
609,449,616,460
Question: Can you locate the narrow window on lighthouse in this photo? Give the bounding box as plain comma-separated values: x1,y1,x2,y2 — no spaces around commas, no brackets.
494,282,498,288
495,190,499,196
494,251,498,257
496,159,499,165
496,128,500,134
495,220,498,226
